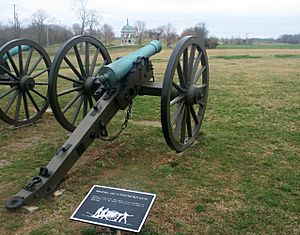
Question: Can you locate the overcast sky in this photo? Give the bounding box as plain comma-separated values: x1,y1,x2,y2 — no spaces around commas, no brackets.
1,0,300,38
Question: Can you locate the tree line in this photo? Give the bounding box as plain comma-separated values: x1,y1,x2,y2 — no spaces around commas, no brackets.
277,34,300,44
0,0,218,48
0,0,299,48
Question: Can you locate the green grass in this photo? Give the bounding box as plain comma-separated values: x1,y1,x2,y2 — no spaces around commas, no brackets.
217,43,300,49
274,54,299,58
212,55,262,60
0,46,299,234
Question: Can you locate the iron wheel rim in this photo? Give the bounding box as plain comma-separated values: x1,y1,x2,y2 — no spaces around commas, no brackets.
161,36,209,152
49,35,112,132
0,38,51,126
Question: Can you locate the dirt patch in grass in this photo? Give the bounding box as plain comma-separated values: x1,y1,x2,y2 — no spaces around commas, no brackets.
0,159,10,167
131,120,161,128
3,135,41,151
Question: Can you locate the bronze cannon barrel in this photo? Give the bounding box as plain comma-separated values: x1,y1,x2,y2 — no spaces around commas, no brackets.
99,40,162,87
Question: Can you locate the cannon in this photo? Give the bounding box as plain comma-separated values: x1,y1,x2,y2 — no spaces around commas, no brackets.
0,39,51,126
6,35,209,209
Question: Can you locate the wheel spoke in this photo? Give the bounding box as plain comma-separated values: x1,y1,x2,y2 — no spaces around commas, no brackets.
35,82,48,86
85,42,90,77
198,98,205,106
88,96,93,109
0,65,19,80
71,95,84,124
64,56,84,80
6,52,20,77
0,77,11,81
73,45,85,77
18,45,24,75
26,91,40,112
4,89,18,114
190,105,199,124
57,86,82,97
0,80,18,85
24,47,33,74
22,92,30,119
62,91,82,113
172,81,186,93
27,56,43,76
31,88,47,100
94,60,107,76
188,45,196,85
83,95,88,117
186,105,192,137
171,101,185,127
174,105,185,140
30,68,49,79
176,62,187,88
191,52,202,79
58,74,81,84
183,48,188,82
198,84,207,106
15,91,22,120
0,86,17,99
180,106,187,143
193,65,206,84
170,95,185,106
90,48,100,76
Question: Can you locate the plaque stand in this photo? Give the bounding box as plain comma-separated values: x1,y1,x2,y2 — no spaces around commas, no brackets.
110,228,122,235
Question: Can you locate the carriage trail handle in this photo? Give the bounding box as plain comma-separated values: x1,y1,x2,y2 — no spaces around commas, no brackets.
99,40,162,87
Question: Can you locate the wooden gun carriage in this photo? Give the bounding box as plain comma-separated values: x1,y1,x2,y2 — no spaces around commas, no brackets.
2,35,209,209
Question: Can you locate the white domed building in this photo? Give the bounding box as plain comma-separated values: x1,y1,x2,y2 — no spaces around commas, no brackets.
121,19,135,45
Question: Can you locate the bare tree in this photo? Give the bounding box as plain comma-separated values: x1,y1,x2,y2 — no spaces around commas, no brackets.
72,23,81,35
0,23,14,44
194,22,208,42
31,9,50,45
278,33,300,44
155,26,165,40
146,26,164,40
72,0,90,35
134,20,146,46
181,22,208,45
87,10,101,36
163,23,177,47
181,22,218,48
72,0,102,37
101,23,115,45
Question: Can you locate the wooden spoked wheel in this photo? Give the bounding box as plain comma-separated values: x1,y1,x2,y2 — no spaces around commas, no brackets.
0,39,51,126
161,36,209,152
49,36,112,132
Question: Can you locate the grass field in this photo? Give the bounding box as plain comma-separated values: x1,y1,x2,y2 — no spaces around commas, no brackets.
0,44,299,234
217,43,300,49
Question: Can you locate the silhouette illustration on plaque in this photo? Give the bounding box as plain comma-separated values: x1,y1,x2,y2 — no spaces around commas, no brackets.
87,207,133,224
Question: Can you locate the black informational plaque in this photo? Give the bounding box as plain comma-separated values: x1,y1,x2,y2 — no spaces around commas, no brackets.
70,185,156,233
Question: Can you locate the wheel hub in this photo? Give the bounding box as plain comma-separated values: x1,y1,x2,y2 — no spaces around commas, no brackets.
186,85,203,105
83,76,97,95
20,75,35,91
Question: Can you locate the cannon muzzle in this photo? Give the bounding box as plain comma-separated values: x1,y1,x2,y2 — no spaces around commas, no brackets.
99,40,162,87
